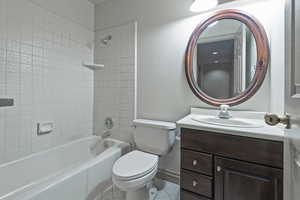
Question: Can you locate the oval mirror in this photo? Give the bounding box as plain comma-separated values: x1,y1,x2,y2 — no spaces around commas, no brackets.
186,10,270,107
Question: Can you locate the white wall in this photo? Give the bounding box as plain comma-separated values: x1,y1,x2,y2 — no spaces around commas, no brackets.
0,0,95,164
28,0,94,30
95,0,285,174
95,0,285,123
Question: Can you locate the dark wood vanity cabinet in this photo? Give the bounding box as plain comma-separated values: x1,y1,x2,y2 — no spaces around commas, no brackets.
214,157,283,200
180,128,283,200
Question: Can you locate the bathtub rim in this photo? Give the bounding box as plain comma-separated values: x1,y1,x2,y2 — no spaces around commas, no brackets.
0,137,128,200
0,136,112,168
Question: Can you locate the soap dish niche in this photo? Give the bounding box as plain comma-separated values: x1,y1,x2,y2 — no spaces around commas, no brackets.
82,62,104,70
37,122,54,136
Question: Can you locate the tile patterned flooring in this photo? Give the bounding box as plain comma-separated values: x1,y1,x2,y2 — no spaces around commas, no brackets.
98,179,180,200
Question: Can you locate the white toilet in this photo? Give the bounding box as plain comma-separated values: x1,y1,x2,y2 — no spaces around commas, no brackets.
112,119,176,200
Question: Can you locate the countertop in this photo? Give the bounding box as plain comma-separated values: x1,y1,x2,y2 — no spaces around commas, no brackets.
176,108,285,142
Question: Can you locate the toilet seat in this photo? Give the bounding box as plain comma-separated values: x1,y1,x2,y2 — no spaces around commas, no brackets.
112,150,159,181
113,164,158,191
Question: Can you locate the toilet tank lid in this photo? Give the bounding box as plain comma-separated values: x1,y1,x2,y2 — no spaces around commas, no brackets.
133,119,176,130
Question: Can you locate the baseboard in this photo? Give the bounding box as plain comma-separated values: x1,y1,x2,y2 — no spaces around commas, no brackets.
157,169,180,185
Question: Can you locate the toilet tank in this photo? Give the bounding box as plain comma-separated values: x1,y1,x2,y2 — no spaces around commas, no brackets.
133,119,176,156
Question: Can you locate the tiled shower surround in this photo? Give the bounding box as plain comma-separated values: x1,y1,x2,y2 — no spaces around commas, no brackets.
0,0,94,164
94,23,135,143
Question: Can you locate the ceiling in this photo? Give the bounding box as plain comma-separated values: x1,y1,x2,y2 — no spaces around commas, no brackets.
219,0,236,3
88,0,108,4
88,0,235,5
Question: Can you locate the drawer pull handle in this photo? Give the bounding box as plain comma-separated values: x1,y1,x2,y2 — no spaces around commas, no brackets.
217,166,222,172
192,180,198,187
192,160,198,166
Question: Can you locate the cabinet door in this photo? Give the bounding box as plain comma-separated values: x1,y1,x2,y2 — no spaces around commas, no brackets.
181,190,211,200
215,157,283,200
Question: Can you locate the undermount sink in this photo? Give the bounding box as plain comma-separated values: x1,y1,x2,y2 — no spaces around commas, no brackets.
191,115,264,128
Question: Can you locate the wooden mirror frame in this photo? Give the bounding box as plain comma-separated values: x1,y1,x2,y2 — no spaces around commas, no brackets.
185,9,270,107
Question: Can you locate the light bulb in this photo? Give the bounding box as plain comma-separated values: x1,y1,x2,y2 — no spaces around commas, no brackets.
190,0,218,13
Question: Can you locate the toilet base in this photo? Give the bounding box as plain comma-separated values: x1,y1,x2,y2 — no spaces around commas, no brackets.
126,187,148,200
125,185,158,200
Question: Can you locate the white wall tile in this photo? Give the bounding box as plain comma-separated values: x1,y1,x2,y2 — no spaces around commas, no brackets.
0,0,94,164
94,23,135,143
0,109,5,162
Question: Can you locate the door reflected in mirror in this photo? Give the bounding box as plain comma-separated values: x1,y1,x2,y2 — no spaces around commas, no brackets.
193,19,257,99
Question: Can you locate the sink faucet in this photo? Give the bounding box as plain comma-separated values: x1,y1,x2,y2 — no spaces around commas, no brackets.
218,105,232,119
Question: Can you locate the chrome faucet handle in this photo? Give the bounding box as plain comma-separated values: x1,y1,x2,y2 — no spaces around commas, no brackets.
102,130,111,139
105,117,114,129
218,105,232,119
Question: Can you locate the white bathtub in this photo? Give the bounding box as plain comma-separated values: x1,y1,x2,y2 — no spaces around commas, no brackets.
0,136,128,200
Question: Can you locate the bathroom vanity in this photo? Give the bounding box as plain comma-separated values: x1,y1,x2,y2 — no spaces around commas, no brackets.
180,8,286,200
179,127,283,200
177,108,285,200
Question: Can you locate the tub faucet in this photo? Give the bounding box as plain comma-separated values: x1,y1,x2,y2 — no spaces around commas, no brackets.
102,130,111,139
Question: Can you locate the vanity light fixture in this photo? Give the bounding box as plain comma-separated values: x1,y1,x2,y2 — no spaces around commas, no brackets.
190,0,218,13
212,51,219,55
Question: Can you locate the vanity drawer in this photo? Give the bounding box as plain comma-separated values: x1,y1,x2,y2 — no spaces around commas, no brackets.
181,128,283,168
181,149,212,176
181,190,211,200
181,169,212,198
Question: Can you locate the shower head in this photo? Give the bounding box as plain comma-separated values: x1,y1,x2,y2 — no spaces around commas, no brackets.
86,35,113,49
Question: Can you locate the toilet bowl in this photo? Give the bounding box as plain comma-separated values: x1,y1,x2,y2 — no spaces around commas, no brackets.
113,151,159,200
112,119,176,200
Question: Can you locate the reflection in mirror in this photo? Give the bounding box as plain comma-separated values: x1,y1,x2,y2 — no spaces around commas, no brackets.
193,19,257,99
